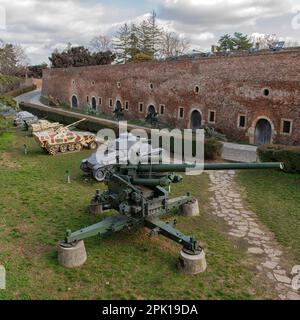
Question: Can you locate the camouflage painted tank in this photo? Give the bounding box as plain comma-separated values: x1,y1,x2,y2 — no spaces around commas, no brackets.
33,119,98,155
30,120,63,134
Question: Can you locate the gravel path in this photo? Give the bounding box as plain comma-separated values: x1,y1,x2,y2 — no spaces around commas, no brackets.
208,170,300,300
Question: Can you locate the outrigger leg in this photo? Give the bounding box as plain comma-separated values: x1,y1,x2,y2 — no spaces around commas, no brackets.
58,215,206,274
145,218,207,274
58,215,137,268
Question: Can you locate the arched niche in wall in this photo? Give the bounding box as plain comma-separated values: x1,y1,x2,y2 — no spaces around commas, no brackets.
71,95,78,109
190,108,203,132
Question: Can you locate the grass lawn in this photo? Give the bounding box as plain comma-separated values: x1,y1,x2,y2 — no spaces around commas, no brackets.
237,171,300,264
0,129,274,300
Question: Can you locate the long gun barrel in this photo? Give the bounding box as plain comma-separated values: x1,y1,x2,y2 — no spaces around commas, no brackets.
124,162,284,173
65,118,86,129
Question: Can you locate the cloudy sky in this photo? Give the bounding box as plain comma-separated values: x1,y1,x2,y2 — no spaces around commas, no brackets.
0,0,300,64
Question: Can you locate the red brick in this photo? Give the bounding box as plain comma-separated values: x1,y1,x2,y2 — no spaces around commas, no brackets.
42,49,300,145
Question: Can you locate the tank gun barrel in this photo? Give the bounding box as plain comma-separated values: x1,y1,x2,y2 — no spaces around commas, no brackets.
131,162,284,173
65,118,86,129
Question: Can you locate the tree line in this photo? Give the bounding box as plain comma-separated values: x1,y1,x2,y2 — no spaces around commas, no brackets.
50,11,191,68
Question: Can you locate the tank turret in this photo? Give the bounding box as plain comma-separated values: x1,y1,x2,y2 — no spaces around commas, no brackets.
29,120,63,134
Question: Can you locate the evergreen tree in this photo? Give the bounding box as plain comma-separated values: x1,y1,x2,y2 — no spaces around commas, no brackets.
136,19,152,56
114,23,131,64
232,32,252,50
128,24,140,60
218,34,235,51
49,46,115,68
218,32,252,52
146,10,162,57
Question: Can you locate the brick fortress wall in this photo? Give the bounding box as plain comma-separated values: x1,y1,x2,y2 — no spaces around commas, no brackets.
42,49,300,145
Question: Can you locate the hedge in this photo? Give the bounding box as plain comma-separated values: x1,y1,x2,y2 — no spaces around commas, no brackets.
6,84,37,98
0,115,10,133
258,144,300,173
0,95,17,109
205,139,224,160
0,74,22,94
0,85,37,112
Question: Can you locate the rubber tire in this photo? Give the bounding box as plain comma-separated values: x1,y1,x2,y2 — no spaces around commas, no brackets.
93,168,106,182
75,143,82,152
68,144,76,152
60,145,67,153
48,145,59,155
89,141,98,150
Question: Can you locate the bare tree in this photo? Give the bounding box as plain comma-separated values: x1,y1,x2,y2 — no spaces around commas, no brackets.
0,41,29,76
250,34,279,50
159,31,190,58
90,34,112,52
14,44,30,67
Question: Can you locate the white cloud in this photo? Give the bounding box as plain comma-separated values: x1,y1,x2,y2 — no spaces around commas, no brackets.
156,0,300,51
0,0,136,63
158,0,300,31
192,32,215,41
0,0,300,63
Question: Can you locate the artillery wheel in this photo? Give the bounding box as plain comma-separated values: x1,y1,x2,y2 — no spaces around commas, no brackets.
93,168,106,182
89,141,98,150
75,143,82,152
68,144,76,152
60,145,68,153
48,145,59,155
58,241,87,268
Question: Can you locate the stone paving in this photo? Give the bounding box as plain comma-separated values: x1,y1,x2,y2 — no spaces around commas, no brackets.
208,170,300,300
222,142,258,163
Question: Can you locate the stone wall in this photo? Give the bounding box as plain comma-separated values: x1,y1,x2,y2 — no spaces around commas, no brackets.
42,49,300,145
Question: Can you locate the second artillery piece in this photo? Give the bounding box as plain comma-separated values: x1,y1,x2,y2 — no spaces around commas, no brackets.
33,118,98,155
58,161,283,275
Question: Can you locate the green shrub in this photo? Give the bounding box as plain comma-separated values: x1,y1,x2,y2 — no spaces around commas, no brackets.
131,53,153,63
201,124,227,142
258,144,300,173
59,102,70,109
205,139,223,160
0,74,21,93
0,95,17,109
0,115,9,133
6,84,37,98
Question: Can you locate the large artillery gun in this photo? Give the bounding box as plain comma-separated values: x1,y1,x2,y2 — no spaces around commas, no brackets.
33,118,98,155
58,161,283,274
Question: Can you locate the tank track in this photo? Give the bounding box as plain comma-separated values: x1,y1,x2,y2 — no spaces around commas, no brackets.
46,142,83,155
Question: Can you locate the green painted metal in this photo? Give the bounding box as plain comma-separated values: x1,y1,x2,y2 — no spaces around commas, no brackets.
145,219,198,252
131,162,283,173
64,215,136,244
62,161,283,256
